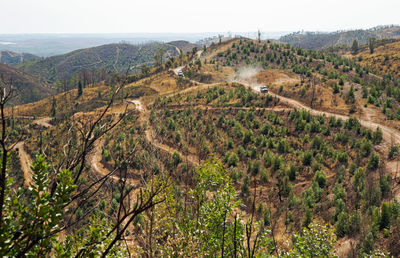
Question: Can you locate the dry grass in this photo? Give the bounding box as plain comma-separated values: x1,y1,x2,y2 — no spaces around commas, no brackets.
256,69,300,87
195,63,235,83
9,84,110,117
9,76,164,118
357,40,400,76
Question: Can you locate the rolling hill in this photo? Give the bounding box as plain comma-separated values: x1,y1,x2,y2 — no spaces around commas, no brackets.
0,50,38,65
18,42,184,82
0,63,54,104
167,40,199,53
280,25,400,49
355,39,400,76
5,37,400,257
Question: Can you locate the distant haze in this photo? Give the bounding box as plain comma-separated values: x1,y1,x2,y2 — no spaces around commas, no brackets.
1,0,399,34
0,32,288,57
1,0,399,57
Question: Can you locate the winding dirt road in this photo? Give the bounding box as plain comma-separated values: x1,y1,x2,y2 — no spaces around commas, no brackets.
238,70,400,150
14,117,67,242
89,137,139,185
15,141,33,186
132,98,200,166
247,83,400,149
16,117,53,186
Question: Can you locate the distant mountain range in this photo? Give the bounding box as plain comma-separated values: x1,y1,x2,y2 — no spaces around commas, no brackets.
279,25,400,49
18,41,196,82
0,50,38,65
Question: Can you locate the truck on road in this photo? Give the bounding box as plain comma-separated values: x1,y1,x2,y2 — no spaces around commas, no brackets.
260,86,268,93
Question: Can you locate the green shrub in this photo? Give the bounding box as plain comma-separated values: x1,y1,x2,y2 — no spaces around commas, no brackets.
348,211,361,236
335,212,349,237
367,153,380,170
337,151,348,164
388,145,399,159
227,152,239,167
172,152,181,167
241,175,250,195
302,151,313,166
288,164,297,181
380,202,392,230
313,170,327,188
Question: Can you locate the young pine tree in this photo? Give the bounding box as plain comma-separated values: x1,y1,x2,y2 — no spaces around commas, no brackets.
78,80,83,97
369,37,376,54
51,97,57,117
351,39,359,54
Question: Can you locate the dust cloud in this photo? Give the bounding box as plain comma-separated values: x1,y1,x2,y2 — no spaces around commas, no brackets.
230,66,263,91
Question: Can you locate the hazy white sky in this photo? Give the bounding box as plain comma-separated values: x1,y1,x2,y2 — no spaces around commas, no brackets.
2,0,399,33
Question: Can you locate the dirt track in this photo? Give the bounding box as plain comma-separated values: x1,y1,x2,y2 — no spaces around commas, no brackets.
88,137,139,185
249,84,400,147
16,117,53,186
133,98,200,166
125,99,143,111
15,141,33,186
33,117,53,128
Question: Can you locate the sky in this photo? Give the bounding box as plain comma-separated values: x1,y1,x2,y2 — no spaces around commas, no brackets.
2,0,400,34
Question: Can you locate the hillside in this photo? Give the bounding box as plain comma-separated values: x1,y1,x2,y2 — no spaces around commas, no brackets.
167,40,199,53
0,63,54,104
355,39,400,77
18,42,182,82
0,50,38,65
280,25,400,49
3,39,400,257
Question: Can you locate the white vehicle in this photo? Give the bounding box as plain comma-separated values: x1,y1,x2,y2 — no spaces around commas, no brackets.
260,86,268,93
177,70,183,76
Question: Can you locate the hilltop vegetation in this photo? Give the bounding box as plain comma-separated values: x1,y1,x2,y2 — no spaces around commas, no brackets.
197,38,400,125
167,40,199,53
280,25,400,50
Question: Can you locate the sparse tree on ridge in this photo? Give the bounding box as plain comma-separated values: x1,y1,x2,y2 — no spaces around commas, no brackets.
51,97,57,117
192,46,198,55
218,34,223,44
141,65,150,76
77,80,83,97
351,39,359,54
369,37,376,54
154,48,165,66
